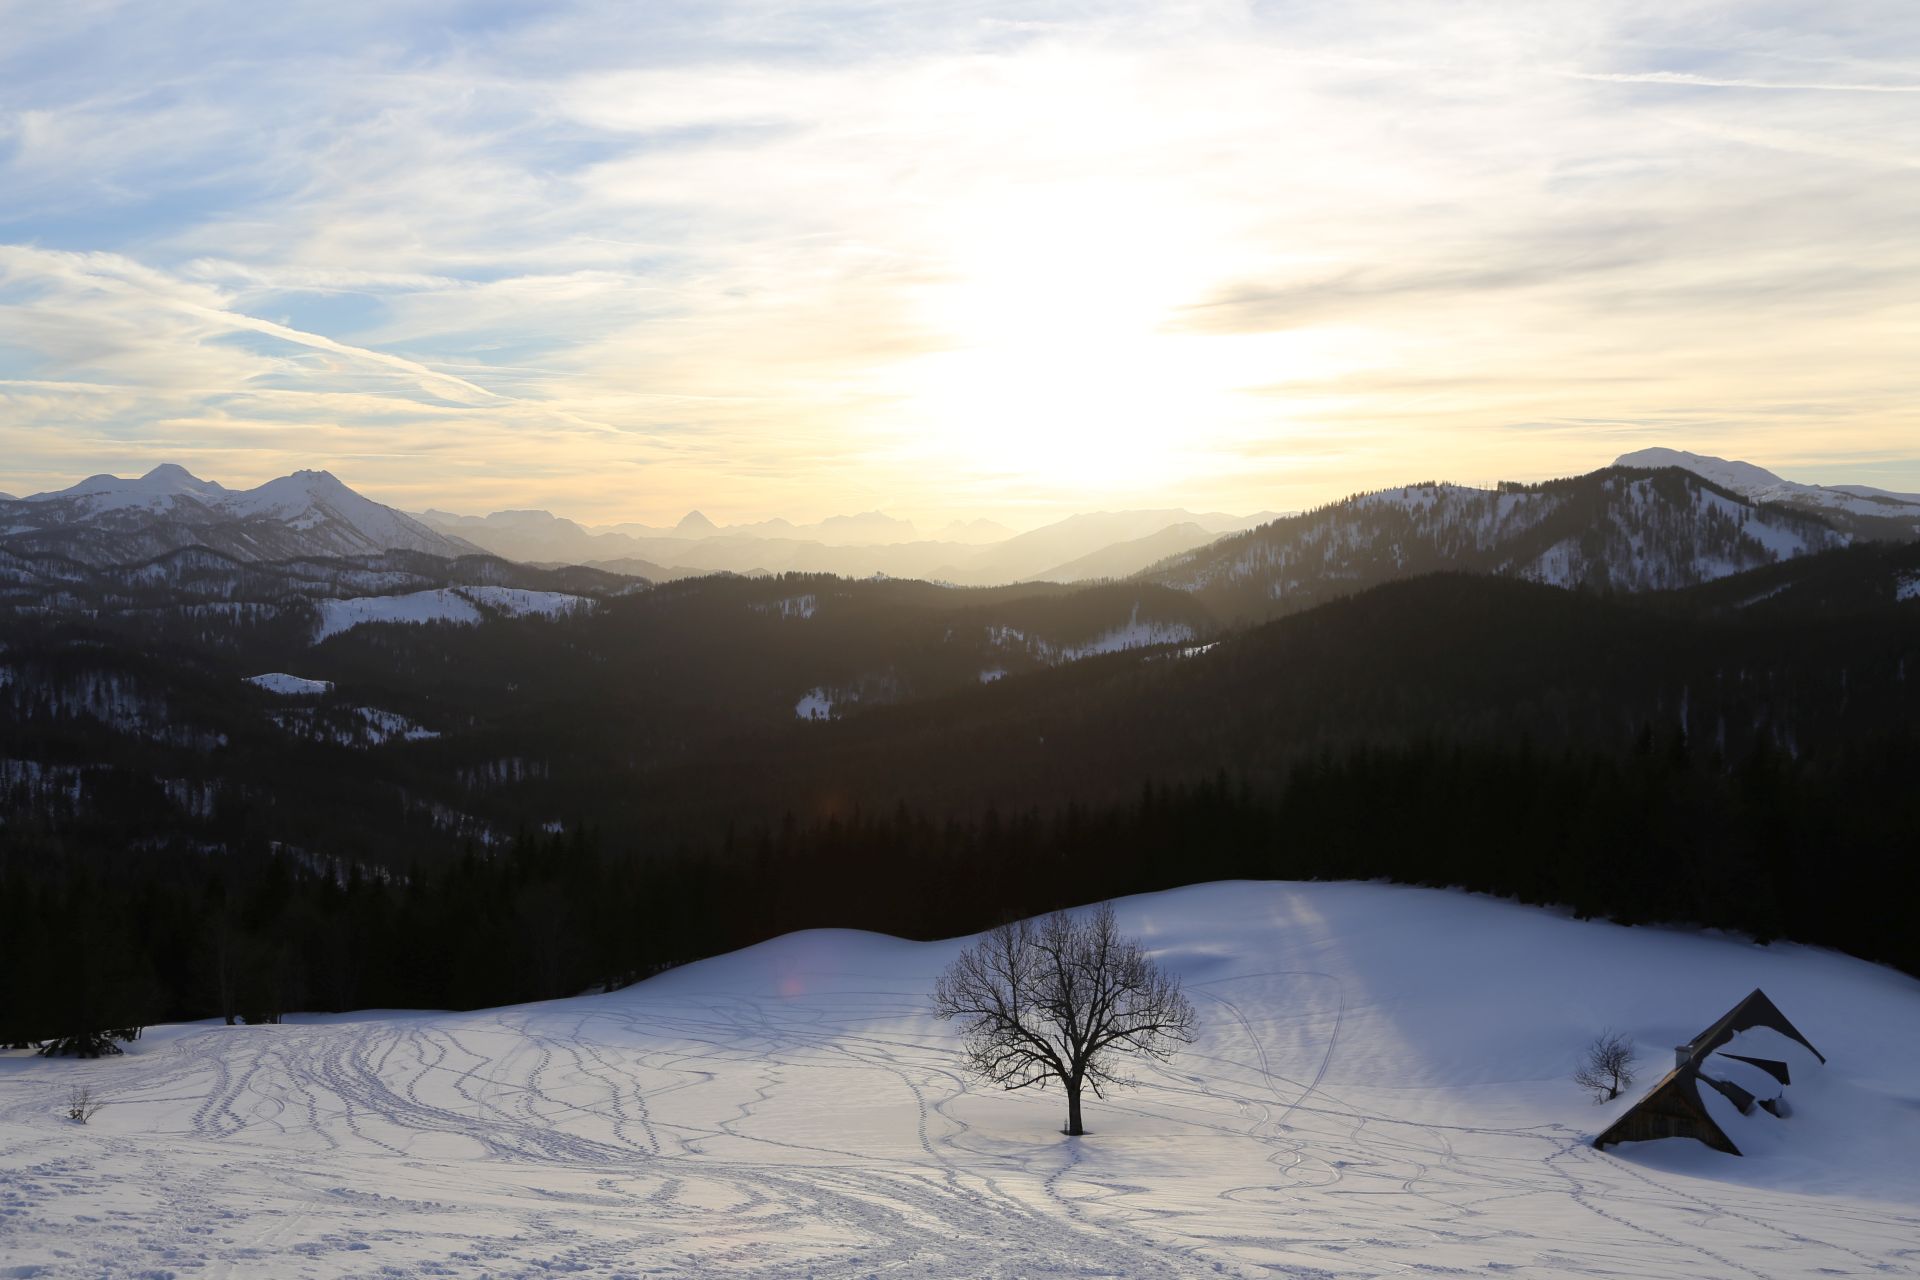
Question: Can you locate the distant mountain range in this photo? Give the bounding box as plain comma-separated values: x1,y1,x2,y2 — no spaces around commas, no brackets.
0,464,475,565
425,506,935,548
0,463,1248,594
6,450,1917,596
412,504,1275,584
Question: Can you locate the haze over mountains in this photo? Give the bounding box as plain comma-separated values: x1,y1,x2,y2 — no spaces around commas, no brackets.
404,445,1920,589
15,444,1911,592
413,503,1278,584
8,447,1915,595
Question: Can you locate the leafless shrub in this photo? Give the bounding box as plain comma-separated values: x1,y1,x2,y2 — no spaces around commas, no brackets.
66,1084,103,1124
1574,1029,1637,1102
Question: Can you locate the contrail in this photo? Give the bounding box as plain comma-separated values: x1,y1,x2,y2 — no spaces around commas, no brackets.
174,302,508,406
0,244,508,407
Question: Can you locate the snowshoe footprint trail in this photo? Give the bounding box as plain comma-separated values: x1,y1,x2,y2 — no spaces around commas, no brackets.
3,881,1917,1278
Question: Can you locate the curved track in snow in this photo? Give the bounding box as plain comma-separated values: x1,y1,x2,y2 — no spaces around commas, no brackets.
4,881,1918,1278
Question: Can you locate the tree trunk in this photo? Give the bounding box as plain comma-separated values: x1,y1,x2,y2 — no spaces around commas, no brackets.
1065,1079,1084,1136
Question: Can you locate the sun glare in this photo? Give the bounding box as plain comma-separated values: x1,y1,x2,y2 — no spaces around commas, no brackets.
882,184,1341,497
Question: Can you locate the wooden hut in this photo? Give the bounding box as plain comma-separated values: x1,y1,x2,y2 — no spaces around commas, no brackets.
1593,989,1822,1156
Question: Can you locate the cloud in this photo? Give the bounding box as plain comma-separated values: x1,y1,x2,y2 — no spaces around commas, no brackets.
1564,70,1920,93
1172,246,1651,335
1,0,1918,520
0,246,505,405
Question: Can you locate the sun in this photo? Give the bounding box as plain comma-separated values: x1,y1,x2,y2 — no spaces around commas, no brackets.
878,183,1346,499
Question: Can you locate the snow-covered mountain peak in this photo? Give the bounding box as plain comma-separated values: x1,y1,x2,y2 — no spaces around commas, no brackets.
143,462,221,487
229,469,353,517
1614,447,1920,531
2,465,474,564
1615,448,1787,495
25,462,230,512
138,462,226,493
221,470,461,551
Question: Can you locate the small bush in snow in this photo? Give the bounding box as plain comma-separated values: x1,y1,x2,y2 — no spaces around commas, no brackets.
1574,1029,1637,1102
66,1085,102,1124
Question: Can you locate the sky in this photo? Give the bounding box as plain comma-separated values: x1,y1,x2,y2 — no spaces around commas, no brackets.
1,0,1916,527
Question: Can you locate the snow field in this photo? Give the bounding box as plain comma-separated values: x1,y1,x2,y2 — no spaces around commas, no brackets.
312,587,592,641
2,881,1917,1278
245,673,334,696
986,603,1195,667
312,589,482,640
458,585,594,620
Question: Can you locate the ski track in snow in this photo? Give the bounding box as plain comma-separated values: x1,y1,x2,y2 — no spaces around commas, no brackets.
3,882,1918,1278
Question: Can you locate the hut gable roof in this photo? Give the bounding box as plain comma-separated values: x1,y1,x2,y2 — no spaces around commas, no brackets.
1681,988,1824,1066
1594,1062,1740,1155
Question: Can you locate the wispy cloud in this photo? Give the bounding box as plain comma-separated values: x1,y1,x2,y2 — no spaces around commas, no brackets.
1565,70,1920,93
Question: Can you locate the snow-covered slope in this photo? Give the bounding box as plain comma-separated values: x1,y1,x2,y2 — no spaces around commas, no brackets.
1616,447,1920,536
987,602,1196,664
0,464,476,565
1152,468,1846,619
244,672,334,695
2,881,1913,1278
221,469,462,556
312,585,592,640
458,584,596,619
312,589,485,639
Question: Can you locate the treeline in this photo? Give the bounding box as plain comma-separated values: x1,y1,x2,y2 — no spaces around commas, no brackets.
6,728,1916,1049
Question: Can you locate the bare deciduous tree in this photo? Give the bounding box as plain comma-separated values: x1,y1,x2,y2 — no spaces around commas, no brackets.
1574,1029,1637,1102
932,903,1196,1136
66,1084,102,1124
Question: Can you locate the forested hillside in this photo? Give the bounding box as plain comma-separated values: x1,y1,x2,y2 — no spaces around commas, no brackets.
1149,466,1845,623
4,539,1918,1044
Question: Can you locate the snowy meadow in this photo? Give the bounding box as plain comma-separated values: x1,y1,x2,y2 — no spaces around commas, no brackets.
3,881,1917,1279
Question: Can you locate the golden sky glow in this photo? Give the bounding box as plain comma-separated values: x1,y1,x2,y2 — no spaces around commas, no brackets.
2,2,1916,526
